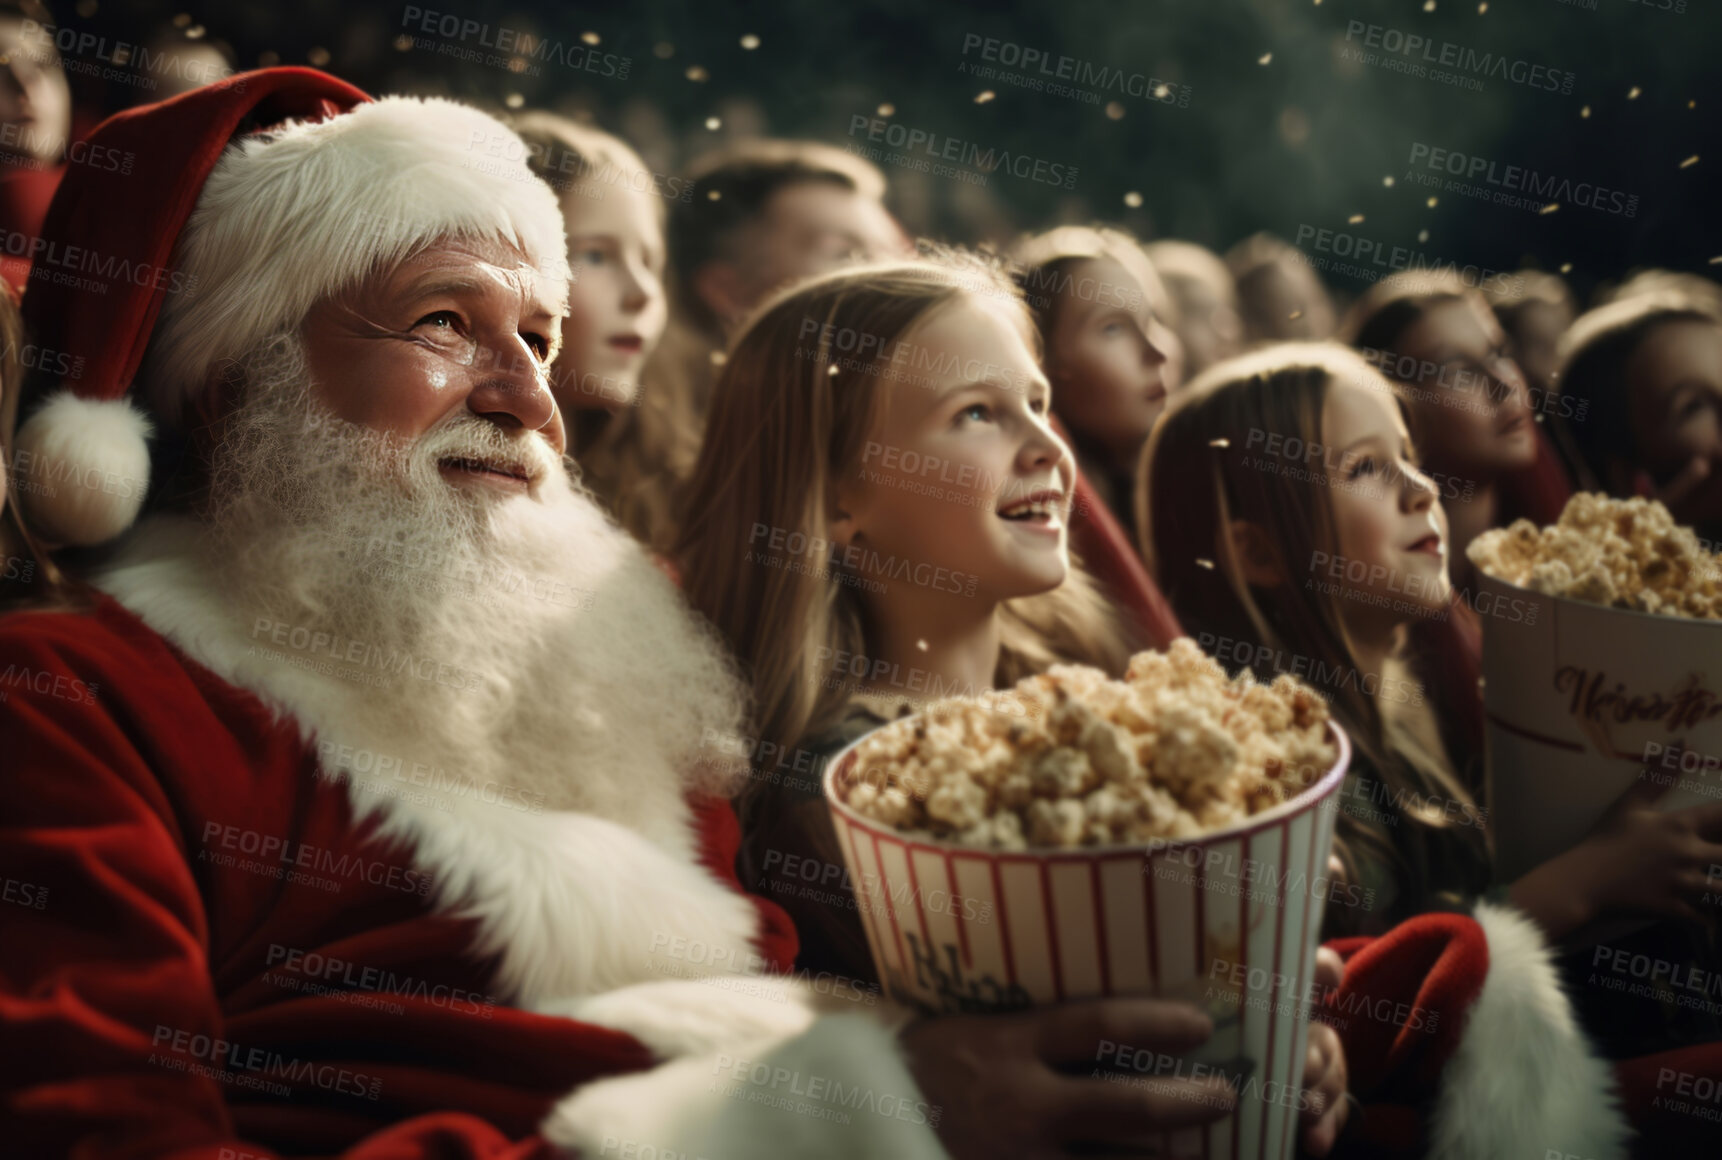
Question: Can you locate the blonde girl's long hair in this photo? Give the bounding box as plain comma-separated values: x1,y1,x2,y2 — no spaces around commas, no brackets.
674,250,1137,790
1139,343,1489,926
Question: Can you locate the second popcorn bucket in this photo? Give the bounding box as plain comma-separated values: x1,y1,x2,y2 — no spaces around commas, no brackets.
821,644,1354,1160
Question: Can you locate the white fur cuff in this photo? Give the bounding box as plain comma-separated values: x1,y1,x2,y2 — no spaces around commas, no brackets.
1428,902,1632,1160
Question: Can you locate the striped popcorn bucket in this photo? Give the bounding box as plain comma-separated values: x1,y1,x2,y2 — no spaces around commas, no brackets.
824,720,1351,1160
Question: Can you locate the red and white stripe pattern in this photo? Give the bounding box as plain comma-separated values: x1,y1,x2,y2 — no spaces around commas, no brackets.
825,723,1351,1160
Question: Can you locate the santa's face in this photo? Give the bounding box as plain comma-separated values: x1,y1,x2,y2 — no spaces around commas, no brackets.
299,237,568,496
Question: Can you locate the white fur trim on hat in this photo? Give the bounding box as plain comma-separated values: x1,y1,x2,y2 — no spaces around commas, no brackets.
14,391,153,547
144,95,570,431
1428,902,1632,1160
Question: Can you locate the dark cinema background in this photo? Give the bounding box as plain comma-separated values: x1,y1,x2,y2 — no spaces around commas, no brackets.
28,0,1722,303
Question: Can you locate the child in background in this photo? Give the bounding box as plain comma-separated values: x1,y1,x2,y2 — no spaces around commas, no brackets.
1012,226,1183,544
675,251,1138,981
1140,344,1722,951
1226,233,1338,343
1343,271,1574,592
1143,238,1245,377
1482,269,1577,398
1556,290,1722,545
515,113,673,547
642,141,912,548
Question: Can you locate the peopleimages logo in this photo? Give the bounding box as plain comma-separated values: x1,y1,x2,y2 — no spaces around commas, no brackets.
1405,143,1639,219
846,115,1078,190
1341,20,1575,95
956,34,1192,108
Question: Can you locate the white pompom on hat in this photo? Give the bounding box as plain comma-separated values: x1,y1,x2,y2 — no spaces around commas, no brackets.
15,67,570,547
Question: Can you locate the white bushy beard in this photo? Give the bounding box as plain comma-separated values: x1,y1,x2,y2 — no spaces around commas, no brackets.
203,333,749,828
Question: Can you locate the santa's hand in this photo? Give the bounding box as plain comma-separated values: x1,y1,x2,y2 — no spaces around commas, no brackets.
901,998,1233,1160
1297,948,1350,1156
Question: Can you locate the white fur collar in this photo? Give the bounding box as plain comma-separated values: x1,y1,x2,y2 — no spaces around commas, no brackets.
93,516,765,1007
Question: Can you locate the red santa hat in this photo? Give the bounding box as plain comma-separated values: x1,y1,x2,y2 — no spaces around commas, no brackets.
14,67,570,546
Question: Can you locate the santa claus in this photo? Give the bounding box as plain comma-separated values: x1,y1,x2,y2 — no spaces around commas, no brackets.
0,68,1644,1160
0,68,1321,1159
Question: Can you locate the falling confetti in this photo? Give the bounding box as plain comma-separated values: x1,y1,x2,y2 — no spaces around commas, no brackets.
173,12,191,27
1196,559,1216,570
1539,203,1560,215
1417,229,1430,243
1124,191,1144,208
1348,213,1364,224
1152,83,1171,100
710,351,727,367
1258,52,1273,66
706,189,722,201
740,34,760,50
505,93,525,109
1679,155,1700,168
916,639,930,652
185,24,206,39
975,90,996,103
1580,105,1591,119
654,42,675,59
1288,309,1305,320
686,65,709,82
1209,438,1231,448
1106,101,1126,120
307,46,330,67
1426,196,1439,208
393,34,412,51
705,117,721,130
581,32,601,46
827,364,840,377
1423,0,1435,10
1709,256,1722,265
1478,1,1488,10
1559,263,1574,274
258,50,280,67
1383,176,1395,187
1627,86,1641,100
877,103,895,116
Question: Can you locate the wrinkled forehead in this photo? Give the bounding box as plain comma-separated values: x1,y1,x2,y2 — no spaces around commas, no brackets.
346,234,569,319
